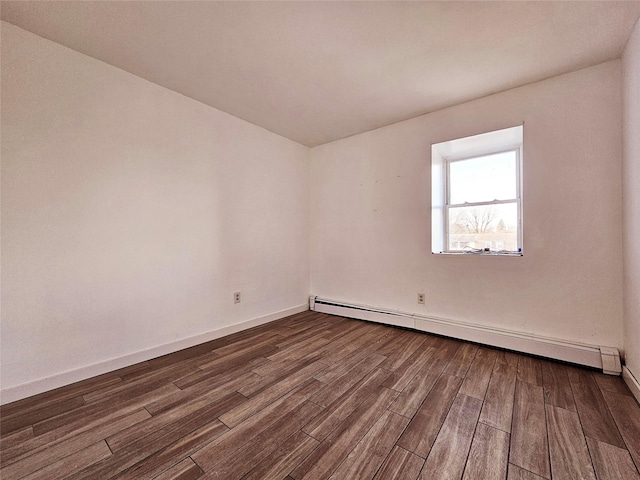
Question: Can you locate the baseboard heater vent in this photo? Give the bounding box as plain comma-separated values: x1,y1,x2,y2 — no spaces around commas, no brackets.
310,296,621,375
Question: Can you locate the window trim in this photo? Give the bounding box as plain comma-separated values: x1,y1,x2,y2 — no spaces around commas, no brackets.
431,125,524,256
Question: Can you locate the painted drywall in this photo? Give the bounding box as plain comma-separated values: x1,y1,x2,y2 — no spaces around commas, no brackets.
1,22,310,399
623,18,640,387
310,61,624,350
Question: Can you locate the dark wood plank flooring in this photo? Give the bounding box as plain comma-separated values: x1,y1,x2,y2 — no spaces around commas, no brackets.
2,310,640,479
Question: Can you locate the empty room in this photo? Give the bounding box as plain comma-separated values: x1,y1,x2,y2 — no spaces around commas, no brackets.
2,1,640,479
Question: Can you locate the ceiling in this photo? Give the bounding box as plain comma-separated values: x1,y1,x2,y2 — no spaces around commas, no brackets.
2,1,640,147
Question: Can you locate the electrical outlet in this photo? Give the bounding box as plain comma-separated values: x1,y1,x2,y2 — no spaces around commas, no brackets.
417,293,425,304
234,291,241,304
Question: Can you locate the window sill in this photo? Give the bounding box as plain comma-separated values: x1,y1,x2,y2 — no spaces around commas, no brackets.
432,251,523,257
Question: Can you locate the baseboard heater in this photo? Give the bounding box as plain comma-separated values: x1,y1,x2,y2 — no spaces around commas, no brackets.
310,296,621,375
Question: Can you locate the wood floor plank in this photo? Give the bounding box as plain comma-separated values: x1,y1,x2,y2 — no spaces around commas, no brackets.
495,350,520,368
266,335,330,363
69,409,227,480
0,372,121,418
211,331,282,357
383,346,435,392
328,410,409,479
251,348,328,379
116,361,158,382
509,381,550,479
173,356,267,391
117,419,228,480
219,361,326,428
459,347,498,399
313,322,379,357
191,379,323,472
319,317,369,343
83,362,198,403
253,341,328,378
195,344,279,376
242,431,319,480
147,370,258,416
308,353,386,408
593,372,634,396
373,446,424,480
429,337,461,361
235,371,279,398
443,343,479,378
0,395,86,436
314,337,385,384
419,394,483,480
388,367,440,418
273,317,338,347
378,332,428,371
479,366,516,433
107,391,244,452
541,360,576,412
493,354,518,378
152,458,203,480
4,311,630,480
0,426,33,454
516,354,543,386
143,340,220,370
303,368,392,441
290,386,398,480
8,384,179,463
65,397,237,479
198,401,322,479
567,367,626,448
546,404,596,480
421,356,452,375
41,379,181,438
601,390,640,470
20,441,112,480
462,422,509,480
586,436,640,480
0,409,150,478
272,324,330,352
507,464,547,480
374,329,414,357
397,374,463,458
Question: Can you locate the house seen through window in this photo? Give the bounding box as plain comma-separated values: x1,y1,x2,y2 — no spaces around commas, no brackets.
431,125,523,255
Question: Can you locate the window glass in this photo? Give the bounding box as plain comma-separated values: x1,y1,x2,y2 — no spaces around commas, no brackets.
449,151,516,205
448,203,518,251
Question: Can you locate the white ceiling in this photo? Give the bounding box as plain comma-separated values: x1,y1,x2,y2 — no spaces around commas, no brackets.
3,1,640,147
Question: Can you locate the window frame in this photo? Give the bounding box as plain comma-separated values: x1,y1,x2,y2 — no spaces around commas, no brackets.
431,125,524,256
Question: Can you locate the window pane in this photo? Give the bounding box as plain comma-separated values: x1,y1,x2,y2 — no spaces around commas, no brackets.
449,151,516,204
448,202,519,251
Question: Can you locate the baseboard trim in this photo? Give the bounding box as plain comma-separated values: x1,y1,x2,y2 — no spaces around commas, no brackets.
0,303,308,405
311,296,620,373
622,366,640,403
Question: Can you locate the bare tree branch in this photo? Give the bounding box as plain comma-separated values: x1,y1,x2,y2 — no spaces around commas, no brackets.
455,206,499,233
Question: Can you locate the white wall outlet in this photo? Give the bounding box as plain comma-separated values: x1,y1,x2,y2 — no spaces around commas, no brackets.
418,293,425,304
234,291,241,304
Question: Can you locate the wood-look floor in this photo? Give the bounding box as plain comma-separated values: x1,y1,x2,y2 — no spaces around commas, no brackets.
2,310,640,480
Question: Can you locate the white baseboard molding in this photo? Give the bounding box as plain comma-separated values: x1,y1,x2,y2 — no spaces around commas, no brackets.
311,296,620,374
622,366,640,403
0,303,308,405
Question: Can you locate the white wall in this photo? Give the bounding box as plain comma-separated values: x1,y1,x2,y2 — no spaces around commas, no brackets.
1,18,632,404
1,23,310,401
623,18,640,388
311,61,624,350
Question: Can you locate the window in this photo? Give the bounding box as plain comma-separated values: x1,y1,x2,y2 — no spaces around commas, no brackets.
431,125,523,255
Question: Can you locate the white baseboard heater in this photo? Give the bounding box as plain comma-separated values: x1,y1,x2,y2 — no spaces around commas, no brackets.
310,296,621,375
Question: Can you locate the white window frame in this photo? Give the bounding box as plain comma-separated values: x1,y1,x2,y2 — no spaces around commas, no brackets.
431,125,523,255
